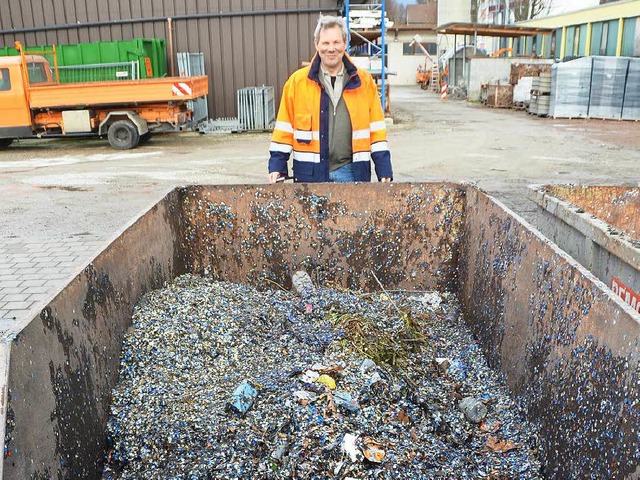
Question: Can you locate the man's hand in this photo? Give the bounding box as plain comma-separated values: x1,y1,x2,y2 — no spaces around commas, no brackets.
268,172,283,184
381,177,392,183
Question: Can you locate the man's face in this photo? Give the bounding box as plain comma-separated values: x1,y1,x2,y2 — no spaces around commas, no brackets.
315,26,346,74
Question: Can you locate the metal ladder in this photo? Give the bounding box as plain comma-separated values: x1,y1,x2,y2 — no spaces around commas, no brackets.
430,63,440,92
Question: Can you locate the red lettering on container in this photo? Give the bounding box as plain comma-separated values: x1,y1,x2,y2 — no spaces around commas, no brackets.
611,276,640,314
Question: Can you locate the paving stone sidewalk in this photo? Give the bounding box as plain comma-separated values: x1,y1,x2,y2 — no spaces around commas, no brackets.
0,235,104,329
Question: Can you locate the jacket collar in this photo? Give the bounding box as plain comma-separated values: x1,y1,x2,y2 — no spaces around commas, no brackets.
308,53,361,90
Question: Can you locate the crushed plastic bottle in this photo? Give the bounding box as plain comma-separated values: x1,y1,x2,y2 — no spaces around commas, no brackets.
226,380,258,415
334,391,360,413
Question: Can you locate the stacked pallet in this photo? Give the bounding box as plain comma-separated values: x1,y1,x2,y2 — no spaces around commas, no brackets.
589,57,629,119
528,72,551,116
622,58,640,120
510,62,552,112
548,57,593,119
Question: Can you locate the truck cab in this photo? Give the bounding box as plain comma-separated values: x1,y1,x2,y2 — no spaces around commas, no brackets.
0,46,207,150
0,55,51,148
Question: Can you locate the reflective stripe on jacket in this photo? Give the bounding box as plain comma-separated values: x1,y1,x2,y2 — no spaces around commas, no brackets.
268,54,392,182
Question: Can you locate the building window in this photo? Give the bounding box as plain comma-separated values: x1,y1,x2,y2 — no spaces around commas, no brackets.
0,68,10,91
600,22,609,55
605,19,619,56
621,17,637,57
26,62,49,84
573,26,581,56
578,24,588,56
554,29,563,58
403,42,437,55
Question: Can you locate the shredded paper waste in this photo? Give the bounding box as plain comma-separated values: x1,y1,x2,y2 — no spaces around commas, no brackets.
103,273,541,479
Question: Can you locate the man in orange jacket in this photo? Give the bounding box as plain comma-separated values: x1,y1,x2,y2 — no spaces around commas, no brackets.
268,15,393,183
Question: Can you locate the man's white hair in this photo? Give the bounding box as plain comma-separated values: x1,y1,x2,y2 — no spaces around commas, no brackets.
314,15,349,43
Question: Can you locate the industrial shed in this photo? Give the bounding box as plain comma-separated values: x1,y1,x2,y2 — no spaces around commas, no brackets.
0,1,345,118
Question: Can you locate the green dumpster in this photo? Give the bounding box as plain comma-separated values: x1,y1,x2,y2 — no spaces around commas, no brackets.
0,38,167,82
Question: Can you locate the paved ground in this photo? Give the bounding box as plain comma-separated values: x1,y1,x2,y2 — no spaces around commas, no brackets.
1,86,639,325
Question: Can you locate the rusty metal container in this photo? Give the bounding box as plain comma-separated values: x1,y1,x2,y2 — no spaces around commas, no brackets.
1,183,639,479
529,184,640,314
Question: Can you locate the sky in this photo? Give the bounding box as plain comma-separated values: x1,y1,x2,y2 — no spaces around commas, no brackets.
548,0,600,15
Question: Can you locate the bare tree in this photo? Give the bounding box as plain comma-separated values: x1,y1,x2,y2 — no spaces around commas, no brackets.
470,0,479,23
511,0,553,21
385,0,407,24
470,0,553,23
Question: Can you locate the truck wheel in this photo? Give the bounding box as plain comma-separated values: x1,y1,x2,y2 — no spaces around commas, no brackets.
139,131,152,145
0,138,13,150
107,120,140,150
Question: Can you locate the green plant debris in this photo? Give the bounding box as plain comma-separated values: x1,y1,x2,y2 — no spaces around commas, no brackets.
327,299,431,368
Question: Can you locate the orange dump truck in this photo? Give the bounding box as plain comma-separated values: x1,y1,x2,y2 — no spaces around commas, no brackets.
0,43,208,150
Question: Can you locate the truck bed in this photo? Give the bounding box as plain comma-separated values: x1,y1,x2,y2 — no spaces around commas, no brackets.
27,75,208,109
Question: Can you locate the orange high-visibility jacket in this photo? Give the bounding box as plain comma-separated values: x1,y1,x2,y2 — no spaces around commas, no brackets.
268,54,392,182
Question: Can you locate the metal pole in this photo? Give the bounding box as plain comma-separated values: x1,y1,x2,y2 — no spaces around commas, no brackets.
463,35,466,93
167,17,176,77
381,0,386,114
345,0,350,51
453,34,457,88
52,44,60,83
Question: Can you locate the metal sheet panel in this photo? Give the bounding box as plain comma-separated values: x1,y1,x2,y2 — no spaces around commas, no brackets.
623,57,640,120
528,184,640,314
542,185,640,239
179,183,466,291
61,109,92,132
177,51,209,123
458,187,640,479
2,189,186,479
0,0,340,117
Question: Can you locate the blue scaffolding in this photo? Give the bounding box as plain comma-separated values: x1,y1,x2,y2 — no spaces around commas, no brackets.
344,1,387,113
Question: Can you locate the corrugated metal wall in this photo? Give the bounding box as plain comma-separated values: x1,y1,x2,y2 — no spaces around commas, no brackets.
0,0,341,118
